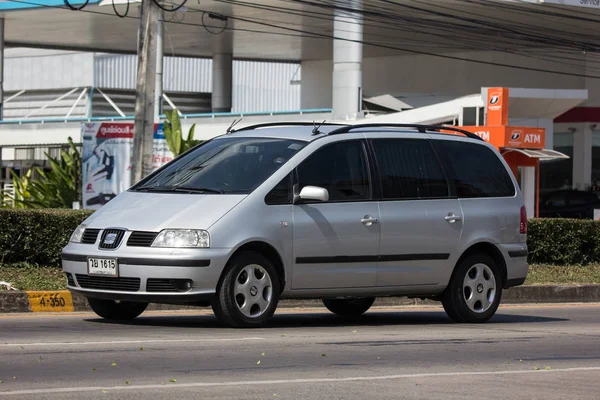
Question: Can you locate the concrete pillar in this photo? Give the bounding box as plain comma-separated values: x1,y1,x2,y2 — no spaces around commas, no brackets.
522,166,536,219
539,118,554,150
0,18,4,121
212,29,233,113
573,123,592,190
332,0,363,121
154,17,164,120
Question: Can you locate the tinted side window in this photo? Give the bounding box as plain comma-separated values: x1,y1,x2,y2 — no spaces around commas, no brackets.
297,140,370,202
436,141,515,198
371,139,448,199
265,173,292,205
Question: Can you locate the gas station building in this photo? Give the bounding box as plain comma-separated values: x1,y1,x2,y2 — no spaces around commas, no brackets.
0,0,599,216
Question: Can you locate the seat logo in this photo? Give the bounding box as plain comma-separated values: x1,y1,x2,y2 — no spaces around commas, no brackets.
103,233,118,245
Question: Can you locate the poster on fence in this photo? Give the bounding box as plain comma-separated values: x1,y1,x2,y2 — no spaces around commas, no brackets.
81,122,173,210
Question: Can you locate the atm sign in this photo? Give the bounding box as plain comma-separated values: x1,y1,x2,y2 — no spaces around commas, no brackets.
506,128,544,149
525,133,542,144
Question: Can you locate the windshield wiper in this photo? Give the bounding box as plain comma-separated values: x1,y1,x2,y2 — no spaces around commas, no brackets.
134,186,223,194
173,186,223,194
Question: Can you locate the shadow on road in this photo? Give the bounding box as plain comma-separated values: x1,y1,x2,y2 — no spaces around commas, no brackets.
84,309,567,329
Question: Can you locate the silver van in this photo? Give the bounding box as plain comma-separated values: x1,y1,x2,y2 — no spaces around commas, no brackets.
62,122,529,327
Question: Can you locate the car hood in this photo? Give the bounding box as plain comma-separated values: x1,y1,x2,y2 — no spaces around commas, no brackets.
84,190,247,232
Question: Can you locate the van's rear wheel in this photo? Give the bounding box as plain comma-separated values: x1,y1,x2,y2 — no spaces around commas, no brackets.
322,297,375,316
442,253,502,323
212,251,280,328
87,298,148,320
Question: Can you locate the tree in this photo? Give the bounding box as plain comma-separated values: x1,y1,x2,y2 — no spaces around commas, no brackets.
163,109,201,157
1,137,81,209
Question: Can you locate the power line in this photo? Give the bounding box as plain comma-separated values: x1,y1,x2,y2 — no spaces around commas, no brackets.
187,2,600,79
6,0,600,79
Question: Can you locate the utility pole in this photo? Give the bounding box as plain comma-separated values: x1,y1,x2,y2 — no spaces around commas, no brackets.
0,18,5,121
131,0,160,184
155,17,164,119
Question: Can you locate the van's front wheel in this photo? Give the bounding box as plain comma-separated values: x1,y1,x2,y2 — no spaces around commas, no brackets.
212,251,280,328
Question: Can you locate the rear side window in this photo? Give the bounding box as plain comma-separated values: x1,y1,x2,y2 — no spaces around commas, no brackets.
296,140,370,202
435,140,515,198
371,139,449,199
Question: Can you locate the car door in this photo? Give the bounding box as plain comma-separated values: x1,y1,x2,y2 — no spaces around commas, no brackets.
566,191,599,219
291,139,380,289
541,191,568,218
370,137,463,287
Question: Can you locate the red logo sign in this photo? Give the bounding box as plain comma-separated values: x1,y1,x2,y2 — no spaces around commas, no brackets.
97,123,134,139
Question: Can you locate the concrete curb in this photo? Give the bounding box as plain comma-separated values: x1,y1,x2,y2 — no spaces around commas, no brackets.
1,285,599,313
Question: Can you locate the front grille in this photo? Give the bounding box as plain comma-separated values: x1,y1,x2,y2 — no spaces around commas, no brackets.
147,278,191,293
98,229,125,249
81,229,100,244
127,231,158,247
76,274,140,292
66,273,75,286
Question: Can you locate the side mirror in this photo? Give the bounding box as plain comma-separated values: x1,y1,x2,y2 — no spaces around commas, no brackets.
296,186,329,203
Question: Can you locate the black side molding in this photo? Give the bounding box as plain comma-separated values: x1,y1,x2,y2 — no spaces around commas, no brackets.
296,253,450,264
62,253,210,267
120,258,211,267
508,250,528,258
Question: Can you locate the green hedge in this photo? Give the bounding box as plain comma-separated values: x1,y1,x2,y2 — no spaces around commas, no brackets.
0,209,599,267
0,209,93,266
527,218,600,265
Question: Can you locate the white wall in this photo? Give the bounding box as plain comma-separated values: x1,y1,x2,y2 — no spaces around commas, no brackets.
0,123,82,147
302,51,589,109
585,55,600,107
5,50,94,91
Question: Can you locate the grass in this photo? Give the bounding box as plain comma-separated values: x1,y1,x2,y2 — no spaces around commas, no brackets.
525,264,600,286
0,263,599,291
0,263,66,291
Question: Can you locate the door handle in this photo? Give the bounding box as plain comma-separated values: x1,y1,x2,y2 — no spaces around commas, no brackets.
445,213,462,223
361,216,379,226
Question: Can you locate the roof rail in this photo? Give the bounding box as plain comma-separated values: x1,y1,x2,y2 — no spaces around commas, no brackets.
228,121,348,134
326,123,484,141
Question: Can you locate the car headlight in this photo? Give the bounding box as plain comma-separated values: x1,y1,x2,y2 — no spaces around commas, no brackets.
70,224,87,243
151,229,210,248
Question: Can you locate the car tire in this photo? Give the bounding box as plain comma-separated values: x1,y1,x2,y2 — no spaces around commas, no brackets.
322,297,375,316
442,253,502,323
87,298,148,320
211,251,280,328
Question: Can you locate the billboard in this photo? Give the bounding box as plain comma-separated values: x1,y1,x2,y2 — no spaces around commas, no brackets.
81,122,174,209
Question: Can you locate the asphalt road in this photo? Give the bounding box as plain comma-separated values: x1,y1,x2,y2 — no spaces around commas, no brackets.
1,304,600,399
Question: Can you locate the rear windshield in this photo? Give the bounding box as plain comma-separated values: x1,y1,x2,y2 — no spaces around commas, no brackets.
132,137,307,194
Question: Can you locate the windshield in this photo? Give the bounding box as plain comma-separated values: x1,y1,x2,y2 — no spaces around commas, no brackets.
132,137,307,194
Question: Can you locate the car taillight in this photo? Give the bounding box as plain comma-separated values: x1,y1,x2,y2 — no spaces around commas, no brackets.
520,205,528,234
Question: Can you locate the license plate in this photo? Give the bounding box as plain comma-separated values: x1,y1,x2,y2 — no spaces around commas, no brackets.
87,258,118,277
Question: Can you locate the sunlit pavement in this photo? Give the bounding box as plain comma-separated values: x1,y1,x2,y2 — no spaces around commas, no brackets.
1,304,600,399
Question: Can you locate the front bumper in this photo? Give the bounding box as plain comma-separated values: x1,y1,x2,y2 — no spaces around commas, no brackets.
61,243,232,304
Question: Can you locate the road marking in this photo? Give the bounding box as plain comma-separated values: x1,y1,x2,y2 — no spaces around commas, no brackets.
1,337,264,347
26,291,74,313
1,367,599,396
